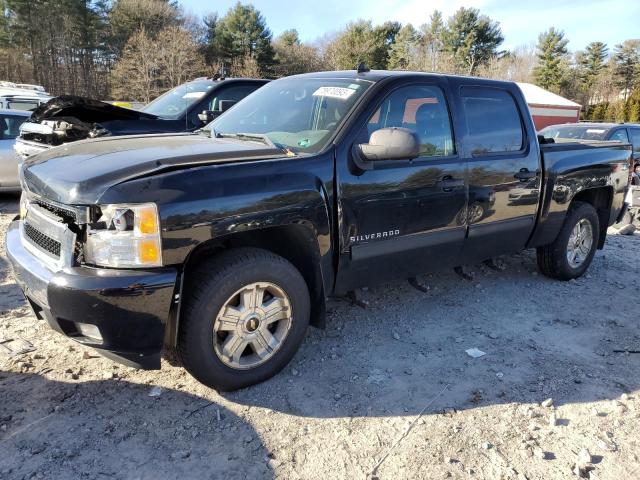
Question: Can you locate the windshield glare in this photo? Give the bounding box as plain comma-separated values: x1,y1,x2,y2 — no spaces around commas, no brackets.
142,81,215,119
540,125,609,141
207,77,373,153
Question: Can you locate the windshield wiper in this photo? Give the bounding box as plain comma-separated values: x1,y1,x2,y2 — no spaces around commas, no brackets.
215,132,297,156
216,132,277,148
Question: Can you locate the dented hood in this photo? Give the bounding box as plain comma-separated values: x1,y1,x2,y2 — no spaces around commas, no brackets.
29,95,157,123
22,133,287,205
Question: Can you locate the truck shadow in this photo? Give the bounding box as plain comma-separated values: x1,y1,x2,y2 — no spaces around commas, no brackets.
225,246,640,419
0,372,274,480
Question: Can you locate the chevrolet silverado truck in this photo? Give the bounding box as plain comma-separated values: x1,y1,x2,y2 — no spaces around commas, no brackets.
14,77,268,159
6,70,632,391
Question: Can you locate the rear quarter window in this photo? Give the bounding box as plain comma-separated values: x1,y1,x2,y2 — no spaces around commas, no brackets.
460,87,524,155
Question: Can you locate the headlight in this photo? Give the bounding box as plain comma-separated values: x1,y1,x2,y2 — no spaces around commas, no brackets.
84,203,162,268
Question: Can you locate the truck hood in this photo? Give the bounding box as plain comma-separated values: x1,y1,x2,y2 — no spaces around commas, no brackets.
29,95,157,123
22,133,286,205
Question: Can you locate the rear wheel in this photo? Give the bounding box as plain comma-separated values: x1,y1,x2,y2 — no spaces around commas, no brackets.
536,201,599,280
178,248,310,391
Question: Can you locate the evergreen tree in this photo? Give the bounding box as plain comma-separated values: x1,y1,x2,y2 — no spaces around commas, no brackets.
533,27,569,92
442,7,504,75
612,40,640,101
108,0,181,58
210,2,275,72
324,20,399,70
577,41,608,88
278,29,300,47
388,24,418,70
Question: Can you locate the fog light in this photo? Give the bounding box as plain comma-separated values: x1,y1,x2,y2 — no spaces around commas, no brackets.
75,322,102,343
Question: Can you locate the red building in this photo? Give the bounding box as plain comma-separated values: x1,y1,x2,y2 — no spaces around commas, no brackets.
517,82,582,131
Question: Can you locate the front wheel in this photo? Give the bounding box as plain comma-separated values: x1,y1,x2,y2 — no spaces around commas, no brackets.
177,248,310,391
536,201,599,280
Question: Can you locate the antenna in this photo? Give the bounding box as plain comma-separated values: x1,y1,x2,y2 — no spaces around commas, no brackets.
356,62,370,74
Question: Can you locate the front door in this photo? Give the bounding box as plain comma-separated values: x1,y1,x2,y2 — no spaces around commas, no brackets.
335,80,467,292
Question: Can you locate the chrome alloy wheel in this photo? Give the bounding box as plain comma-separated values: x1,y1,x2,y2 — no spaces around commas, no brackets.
567,219,593,268
213,282,292,370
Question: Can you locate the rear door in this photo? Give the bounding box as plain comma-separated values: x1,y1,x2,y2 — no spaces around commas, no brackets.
452,82,542,262
335,79,467,291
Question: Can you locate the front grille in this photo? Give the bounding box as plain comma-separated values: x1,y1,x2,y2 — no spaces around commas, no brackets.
24,222,61,258
34,199,77,223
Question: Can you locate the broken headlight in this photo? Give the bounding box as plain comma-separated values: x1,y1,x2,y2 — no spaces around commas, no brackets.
84,203,162,268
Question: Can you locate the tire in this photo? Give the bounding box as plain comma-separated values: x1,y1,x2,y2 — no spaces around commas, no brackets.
177,248,310,391
536,201,599,281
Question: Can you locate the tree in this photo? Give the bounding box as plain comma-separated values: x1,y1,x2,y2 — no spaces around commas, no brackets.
108,0,182,58
533,27,569,92
110,28,159,102
324,20,400,70
612,39,640,101
388,24,419,70
272,29,325,76
210,2,275,72
442,7,504,75
575,41,608,104
110,26,205,101
418,11,446,72
278,29,300,47
155,26,205,88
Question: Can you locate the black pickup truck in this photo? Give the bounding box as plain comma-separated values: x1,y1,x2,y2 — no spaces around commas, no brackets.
14,77,268,159
6,70,632,390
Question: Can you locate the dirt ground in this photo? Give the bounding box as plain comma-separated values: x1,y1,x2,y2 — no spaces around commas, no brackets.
1,193,639,480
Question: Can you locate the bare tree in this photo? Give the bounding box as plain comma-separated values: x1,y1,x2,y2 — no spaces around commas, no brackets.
110,29,161,102
156,27,206,88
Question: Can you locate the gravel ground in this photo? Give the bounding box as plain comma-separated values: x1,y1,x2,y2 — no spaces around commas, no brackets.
1,193,639,480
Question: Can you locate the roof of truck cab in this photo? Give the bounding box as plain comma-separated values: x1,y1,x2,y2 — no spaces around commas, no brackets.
289,69,517,84
549,122,640,130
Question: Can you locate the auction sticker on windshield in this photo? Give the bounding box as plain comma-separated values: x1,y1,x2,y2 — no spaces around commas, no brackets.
313,86,356,100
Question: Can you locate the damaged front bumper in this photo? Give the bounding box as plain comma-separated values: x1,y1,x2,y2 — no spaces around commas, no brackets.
5,220,178,369
14,137,51,160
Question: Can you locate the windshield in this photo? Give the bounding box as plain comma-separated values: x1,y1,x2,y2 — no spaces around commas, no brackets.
141,81,216,119
207,77,374,154
540,125,609,141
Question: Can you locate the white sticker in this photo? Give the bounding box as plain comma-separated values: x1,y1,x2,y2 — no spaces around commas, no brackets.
313,86,356,100
586,129,605,134
182,91,206,99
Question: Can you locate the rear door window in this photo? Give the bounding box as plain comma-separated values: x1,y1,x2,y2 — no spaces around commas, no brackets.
460,87,524,155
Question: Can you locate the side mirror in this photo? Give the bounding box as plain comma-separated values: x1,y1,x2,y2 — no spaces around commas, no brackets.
358,127,420,161
198,110,216,123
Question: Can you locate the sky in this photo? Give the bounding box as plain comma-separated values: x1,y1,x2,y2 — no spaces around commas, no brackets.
180,0,639,52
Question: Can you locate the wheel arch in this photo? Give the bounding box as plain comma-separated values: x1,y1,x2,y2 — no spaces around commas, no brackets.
165,224,328,348
570,186,613,249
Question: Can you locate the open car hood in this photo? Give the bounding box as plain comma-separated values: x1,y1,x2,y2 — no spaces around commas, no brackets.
29,95,158,123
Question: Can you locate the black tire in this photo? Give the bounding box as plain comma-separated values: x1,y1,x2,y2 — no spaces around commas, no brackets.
536,201,599,280
177,248,310,391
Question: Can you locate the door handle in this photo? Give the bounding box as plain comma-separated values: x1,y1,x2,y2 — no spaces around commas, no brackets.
438,175,464,192
514,168,537,182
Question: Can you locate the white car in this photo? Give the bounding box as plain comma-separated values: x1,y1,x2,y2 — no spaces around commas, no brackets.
0,82,51,111
0,109,31,192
